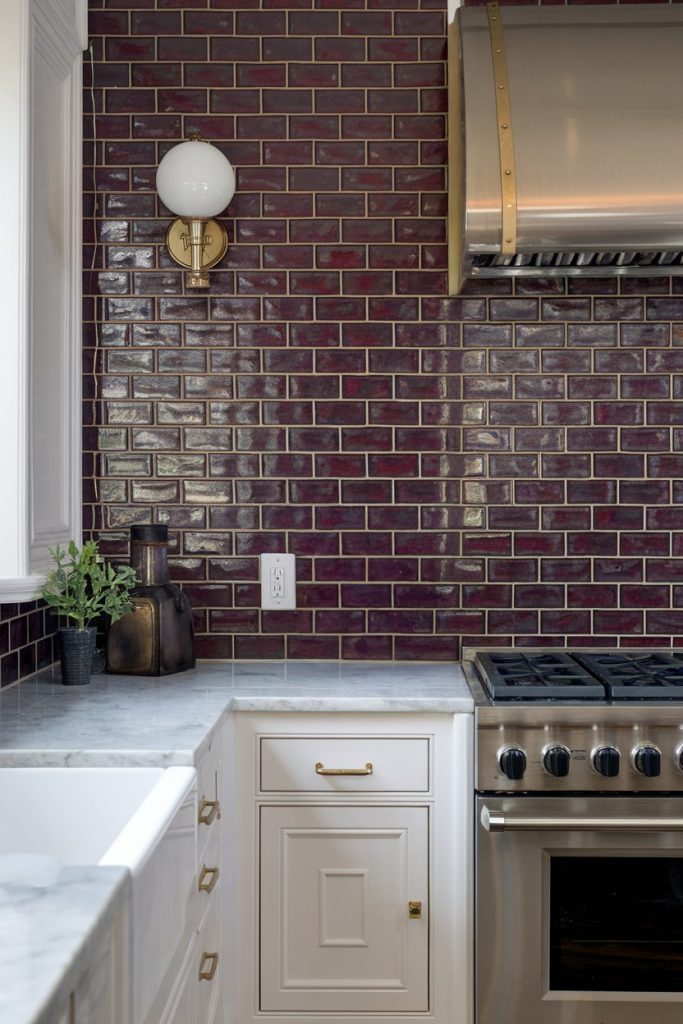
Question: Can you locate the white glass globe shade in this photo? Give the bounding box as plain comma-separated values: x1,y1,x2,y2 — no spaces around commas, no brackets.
156,140,236,218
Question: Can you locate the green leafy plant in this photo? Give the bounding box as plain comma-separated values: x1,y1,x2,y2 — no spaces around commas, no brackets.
41,540,138,629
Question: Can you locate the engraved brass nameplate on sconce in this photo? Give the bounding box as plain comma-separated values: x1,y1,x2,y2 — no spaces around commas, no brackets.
165,217,228,288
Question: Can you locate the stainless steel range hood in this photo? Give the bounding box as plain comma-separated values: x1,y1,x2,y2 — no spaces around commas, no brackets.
448,3,683,292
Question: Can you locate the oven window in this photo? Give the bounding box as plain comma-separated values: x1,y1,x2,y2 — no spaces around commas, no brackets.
550,857,683,992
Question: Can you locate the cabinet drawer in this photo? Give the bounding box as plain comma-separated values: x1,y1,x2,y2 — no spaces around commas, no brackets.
197,881,221,1024
197,830,221,910
197,736,222,864
260,736,430,793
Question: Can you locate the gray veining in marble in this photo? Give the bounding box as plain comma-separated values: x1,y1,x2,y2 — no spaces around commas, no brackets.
0,661,472,768
0,858,129,1024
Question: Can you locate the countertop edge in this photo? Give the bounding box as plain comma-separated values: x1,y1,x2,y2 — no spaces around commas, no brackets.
1,865,131,1024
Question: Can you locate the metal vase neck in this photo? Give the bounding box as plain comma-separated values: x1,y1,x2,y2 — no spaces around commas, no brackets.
130,526,170,585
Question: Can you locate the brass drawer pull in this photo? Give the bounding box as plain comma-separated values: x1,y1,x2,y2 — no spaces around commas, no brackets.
408,900,422,919
198,952,219,982
198,865,220,894
315,761,373,776
198,798,221,826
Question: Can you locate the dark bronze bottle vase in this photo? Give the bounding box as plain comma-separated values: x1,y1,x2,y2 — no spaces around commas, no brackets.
106,525,195,676
58,627,97,686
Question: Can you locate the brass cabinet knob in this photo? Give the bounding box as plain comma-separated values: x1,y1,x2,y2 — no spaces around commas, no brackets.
408,901,422,919
199,952,219,982
198,798,221,825
198,864,220,894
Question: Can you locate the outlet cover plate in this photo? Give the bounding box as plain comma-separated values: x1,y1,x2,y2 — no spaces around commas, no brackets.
260,552,296,610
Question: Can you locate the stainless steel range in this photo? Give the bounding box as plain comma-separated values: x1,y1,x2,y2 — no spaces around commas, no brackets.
464,650,683,1024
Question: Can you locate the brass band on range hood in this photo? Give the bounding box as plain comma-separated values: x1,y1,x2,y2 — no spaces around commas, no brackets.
446,17,465,295
486,2,517,256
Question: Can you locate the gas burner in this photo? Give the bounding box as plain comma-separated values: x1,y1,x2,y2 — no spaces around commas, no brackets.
475,651,606,701
574,652,683,700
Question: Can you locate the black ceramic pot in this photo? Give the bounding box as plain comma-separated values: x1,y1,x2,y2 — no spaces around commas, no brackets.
58,627,97,686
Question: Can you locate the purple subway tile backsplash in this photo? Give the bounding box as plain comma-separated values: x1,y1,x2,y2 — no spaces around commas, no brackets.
0,602,58,688
6,0,683,683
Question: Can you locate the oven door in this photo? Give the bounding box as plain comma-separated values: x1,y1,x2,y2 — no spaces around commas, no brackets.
477,795,683,1024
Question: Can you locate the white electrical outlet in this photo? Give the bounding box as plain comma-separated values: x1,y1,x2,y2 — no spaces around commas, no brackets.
260,553,296,610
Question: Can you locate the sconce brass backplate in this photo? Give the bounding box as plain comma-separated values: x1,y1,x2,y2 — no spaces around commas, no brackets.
166,217,228,272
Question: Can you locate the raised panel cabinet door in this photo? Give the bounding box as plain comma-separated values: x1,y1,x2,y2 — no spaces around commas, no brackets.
260,805,429,1013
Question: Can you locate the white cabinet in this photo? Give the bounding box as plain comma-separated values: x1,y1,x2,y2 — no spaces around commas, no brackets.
197,883,222,1024
260,804,428,1013
160,934,198,1024
147,728,225,1024
234,712,472,1024
72,915,127,1024
51,900,130,1024
196,728,224,1023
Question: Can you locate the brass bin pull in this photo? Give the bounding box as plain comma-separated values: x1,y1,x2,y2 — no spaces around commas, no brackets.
198,952,219,982
314,761,373,777
198,798,221,826
408,901,422,919
198,864,220,894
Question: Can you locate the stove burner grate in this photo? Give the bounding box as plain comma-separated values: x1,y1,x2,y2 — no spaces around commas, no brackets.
476,651,606,701
575,652,683,700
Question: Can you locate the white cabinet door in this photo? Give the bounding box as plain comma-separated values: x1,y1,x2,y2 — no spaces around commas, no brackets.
160,935,198,1024
260,805,429,1014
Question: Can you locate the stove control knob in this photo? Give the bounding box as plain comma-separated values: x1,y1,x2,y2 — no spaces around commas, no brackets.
593,746,620,778
543,745,570,778
633,745,661,778
498,747,526,781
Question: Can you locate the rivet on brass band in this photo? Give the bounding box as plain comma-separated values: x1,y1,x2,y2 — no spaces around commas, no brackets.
486,1,517,255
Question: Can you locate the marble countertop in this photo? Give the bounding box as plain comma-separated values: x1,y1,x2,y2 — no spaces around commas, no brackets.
0,660,472,768
0,659,471,1022
0,858,129,1024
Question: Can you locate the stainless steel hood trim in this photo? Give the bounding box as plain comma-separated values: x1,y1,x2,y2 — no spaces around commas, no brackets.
448,4,683,292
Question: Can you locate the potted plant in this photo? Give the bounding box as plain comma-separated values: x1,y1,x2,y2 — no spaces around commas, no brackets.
41,540,138,686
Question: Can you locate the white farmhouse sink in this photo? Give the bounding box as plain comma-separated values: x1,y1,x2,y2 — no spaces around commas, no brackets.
0,766,198,1023
0,766,195,868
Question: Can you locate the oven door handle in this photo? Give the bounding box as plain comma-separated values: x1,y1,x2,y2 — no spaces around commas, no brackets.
481,805,683,833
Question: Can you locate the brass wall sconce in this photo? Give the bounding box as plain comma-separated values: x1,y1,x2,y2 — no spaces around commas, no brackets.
156,136,236,289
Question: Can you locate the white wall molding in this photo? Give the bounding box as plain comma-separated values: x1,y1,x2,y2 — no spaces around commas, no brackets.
34,0,83,60
0,576,46,602
74,0,89,51
0,1,30,584
0,0,82,601
448,0,461,24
